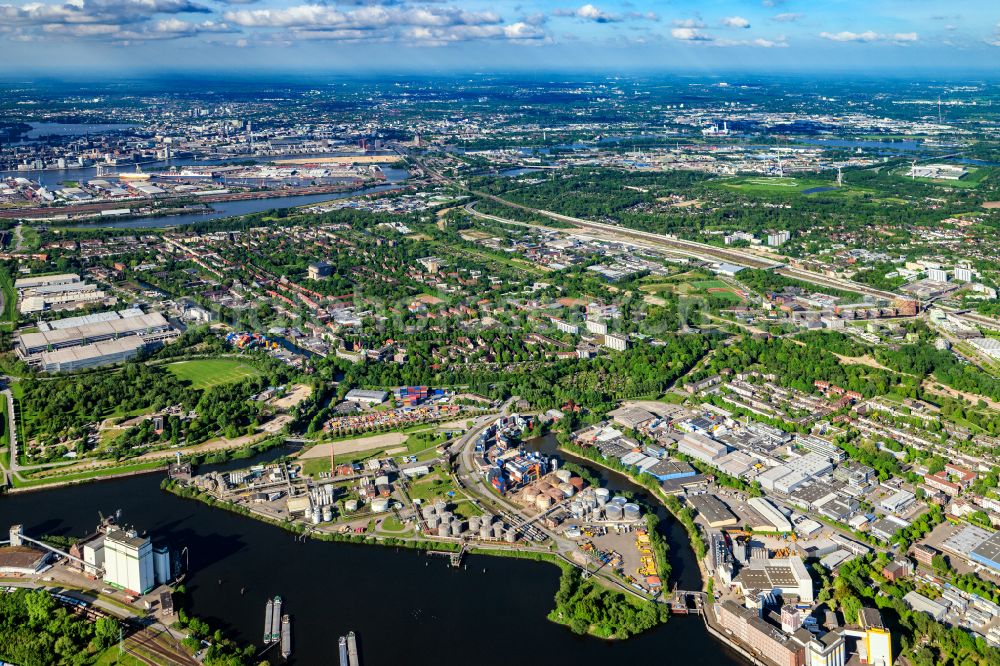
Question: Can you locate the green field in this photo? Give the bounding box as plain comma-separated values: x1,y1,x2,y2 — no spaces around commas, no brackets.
165,358,262,390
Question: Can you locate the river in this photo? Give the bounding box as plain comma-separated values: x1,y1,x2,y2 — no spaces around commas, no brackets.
57,166,409,230
0,443,744,666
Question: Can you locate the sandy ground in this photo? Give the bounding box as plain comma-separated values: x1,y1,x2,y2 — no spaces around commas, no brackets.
623,400,692,420
923,380,1000,411
271,383,312,410
436,419,473,430
299,432,409,459
832,353,890,370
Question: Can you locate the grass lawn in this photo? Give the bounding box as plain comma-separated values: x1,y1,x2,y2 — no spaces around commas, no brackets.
166,358,262,390
407,473,457,502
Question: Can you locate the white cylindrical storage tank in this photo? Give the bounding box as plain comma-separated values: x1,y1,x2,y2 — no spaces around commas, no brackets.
322,506,333,522
479,524,491,540
582,493,597,509
372,498,390,513
492,524,503,539
605,504,623,521
422,505,436,520
550,458,558,471
595,488,610,505
505,528,517,542
437,523,451,538
451,521,463,537
480,513,492,526
345,499,359,512
555,469,572,484
611,496,627,507
311,509,321,524
569,501,584,518
426,515,441,531
439,511,453,524
523,488,539,504
623,503,641,521
469,515,481,532
559,482,575,498
434,500,447,515
535,496,553,511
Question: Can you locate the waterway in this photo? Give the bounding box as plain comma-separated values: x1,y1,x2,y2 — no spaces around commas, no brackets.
0,445,744,666
54,165,409,230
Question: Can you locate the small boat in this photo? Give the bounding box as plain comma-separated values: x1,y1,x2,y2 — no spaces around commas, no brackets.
338,635,348,666
271,596,282,643
280,614,291,659
347,631,359,666
263,599,273,644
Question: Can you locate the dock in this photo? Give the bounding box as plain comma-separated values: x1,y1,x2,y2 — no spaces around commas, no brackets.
427,543,466,568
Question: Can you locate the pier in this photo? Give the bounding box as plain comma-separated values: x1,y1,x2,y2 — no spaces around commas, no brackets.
427,543,466,568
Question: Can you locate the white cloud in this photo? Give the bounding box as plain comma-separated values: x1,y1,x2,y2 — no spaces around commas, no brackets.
671,26,711,41
772,13,802,23
819,30,918,43
720,16,750,29
672,17,705,29
553,4,618,23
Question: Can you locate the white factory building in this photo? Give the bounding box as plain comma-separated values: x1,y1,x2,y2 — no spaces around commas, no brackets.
103,530,156,595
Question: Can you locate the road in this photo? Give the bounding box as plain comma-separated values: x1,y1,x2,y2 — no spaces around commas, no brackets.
445,397,654,601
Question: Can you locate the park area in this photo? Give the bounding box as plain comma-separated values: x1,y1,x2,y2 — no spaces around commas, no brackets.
165,358,262,390
640,271,745,304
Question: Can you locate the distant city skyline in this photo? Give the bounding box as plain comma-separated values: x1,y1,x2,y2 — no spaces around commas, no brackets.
1,0,998,73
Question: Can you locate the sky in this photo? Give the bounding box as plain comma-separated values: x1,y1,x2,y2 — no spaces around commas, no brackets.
1,0,998,74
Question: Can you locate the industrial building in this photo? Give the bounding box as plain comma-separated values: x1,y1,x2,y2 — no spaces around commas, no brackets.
678,432,729,465
718,600,814,666
903,591,948,621
344,389,389,405
747,497,793,533
15,310,177,372
688,494,739,528
970,530,1000,574
732,555,814,603
104,529,155,595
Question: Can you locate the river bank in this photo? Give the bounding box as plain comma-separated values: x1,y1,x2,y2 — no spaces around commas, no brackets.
0,447,746,665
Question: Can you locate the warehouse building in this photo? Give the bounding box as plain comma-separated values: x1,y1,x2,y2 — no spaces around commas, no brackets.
747,497,793,533
678,432,729,465
688,494,739,528
903,591,948,621
970,530,1000,574
16,311,177,371
344,389,389,405
14,273,80,291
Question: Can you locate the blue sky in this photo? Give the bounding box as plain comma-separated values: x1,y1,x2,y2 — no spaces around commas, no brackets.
1,0,998,73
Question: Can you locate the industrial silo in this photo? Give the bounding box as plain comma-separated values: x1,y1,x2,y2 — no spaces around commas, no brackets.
605,504,623,521
437,523,451,538
594,488,610,505
469,515,481,532
450,521,463,537
623,503,642,521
